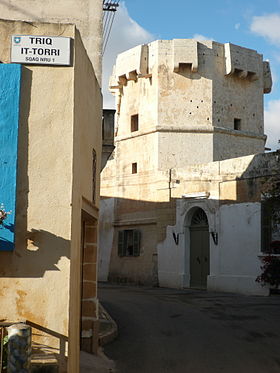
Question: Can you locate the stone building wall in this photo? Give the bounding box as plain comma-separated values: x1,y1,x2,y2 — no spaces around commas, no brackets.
0,0,103,85
0,19,102,372
158,151,280,295
109,39,271,172
99,38,274,293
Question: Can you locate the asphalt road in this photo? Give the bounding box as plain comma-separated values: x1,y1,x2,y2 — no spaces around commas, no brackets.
99,284,280,373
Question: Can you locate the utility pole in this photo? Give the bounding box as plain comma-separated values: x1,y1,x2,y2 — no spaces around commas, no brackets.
103,1,119,12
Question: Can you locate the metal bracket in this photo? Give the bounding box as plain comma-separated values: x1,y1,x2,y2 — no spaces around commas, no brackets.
211,231,218,245
173,232,179,245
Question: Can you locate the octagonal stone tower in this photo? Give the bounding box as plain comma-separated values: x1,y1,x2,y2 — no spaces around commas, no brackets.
109,39,272,171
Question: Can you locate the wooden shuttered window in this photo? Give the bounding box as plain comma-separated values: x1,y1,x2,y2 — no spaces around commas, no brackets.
118,229,141,257
118,230,125,257
133,230,141,256
261,199,280,254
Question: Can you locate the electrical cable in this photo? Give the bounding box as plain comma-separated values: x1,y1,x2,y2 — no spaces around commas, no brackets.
103,10,114,54
102,1,120,55
103,10,116,55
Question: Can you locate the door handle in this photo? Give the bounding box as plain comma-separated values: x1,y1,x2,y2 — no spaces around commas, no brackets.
196,257,201,264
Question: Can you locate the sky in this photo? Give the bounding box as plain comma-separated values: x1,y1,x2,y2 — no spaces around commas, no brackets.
103,0,280,150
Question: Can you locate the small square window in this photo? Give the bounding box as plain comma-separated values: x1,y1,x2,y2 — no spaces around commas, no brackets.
132,162,137,174
118,229,141,257
131,114,139,132
234,118,241,130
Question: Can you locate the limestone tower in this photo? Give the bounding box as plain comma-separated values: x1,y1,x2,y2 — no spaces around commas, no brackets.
99,39,273,286
109,39,272,171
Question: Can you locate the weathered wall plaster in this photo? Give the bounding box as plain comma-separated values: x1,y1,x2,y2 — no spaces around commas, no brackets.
70,28,102,366
0,19,102,372
0,0,103,84
101,39,275,295
109,39,270,172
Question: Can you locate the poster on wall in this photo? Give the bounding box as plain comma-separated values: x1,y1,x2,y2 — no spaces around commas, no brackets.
11,35,71,66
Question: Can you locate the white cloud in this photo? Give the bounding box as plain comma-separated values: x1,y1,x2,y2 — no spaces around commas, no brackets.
250,13,280,151
271,66,278,86
264,99,280,150
275,54,280,64
250,14,280,46
102,2,155,108
192,33,213,41
235,23,240,30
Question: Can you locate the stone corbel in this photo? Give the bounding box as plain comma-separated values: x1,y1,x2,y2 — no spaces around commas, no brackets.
236,69,248,79
118,75,127,86
126,71,138,81
224,43,259,81
263,61,272,94
173,39,198,73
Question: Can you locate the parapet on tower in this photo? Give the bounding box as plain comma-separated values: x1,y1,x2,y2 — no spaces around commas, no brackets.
109,39,272,170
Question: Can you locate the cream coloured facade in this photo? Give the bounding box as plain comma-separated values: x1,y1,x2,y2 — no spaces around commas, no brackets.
99,39,279,296
0,0,103,84
100,150,280,295
0,19,102,372
109,39,272,169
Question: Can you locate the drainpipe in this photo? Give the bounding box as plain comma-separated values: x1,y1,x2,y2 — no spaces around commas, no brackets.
169,169,172,201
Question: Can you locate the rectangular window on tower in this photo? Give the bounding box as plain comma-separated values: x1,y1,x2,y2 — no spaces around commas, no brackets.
132,162,137,174
234,118,241,130
118,230,141,257
131,114,139,132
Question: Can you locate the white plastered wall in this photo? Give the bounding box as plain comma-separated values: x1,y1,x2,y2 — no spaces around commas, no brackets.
157,198,218,289
158,198,268,295
208,202,269,295
98,198,115,281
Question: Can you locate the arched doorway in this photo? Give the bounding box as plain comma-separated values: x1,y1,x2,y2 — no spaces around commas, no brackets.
190,208,209,288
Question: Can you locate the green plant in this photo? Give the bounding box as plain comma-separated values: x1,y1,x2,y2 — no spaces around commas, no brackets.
256,255,280,288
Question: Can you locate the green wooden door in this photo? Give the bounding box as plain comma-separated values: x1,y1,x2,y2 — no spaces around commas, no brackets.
190,209,209,289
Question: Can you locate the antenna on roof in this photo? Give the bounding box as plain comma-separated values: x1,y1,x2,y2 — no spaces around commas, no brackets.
103,1,120,55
